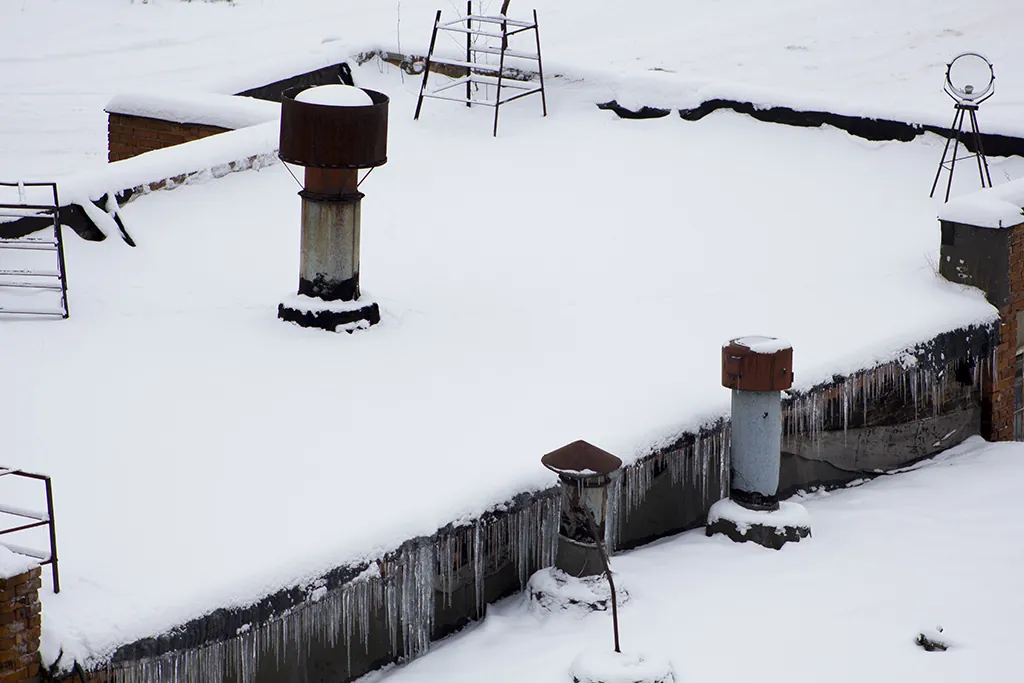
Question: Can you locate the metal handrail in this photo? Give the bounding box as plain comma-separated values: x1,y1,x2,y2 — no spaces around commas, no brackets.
0,469,60,593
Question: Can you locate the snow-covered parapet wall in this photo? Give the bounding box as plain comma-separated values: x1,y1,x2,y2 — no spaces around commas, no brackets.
58,119,280,241
105,91,279,130
938,178,1024,229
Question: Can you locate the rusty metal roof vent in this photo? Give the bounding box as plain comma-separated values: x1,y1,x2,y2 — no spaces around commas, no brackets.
542,440,622,483
721,336,794,392
279,85,389,170
276,84,390,333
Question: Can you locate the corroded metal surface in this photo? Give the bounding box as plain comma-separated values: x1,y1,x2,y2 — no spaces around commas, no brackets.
722,338,794,392
541,440,622,482
279,86,389,169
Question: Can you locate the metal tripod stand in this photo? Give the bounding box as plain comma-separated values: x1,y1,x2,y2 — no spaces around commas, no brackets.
929,102,992,203
930,52,996,203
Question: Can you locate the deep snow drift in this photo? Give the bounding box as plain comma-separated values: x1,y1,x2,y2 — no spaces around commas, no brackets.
368,437,1024,683
0,60,1004,666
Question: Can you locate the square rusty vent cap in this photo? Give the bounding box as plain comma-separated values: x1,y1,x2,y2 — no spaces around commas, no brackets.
722,335,794,392
541,440,623,480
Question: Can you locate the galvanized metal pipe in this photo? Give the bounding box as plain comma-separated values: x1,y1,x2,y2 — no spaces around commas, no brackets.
730,389,782,508
298,194,362,301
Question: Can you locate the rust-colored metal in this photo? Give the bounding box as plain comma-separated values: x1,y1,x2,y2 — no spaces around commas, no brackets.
279,86,389,169
541,440,622,482
302,167,359,200
722,338,794,392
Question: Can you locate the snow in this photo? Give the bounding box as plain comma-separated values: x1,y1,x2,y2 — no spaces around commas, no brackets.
569,649,675,683
105,92,279,130
0,0,1020,674
55,120,279,238
367,437,1024,683
2,0,1024,179
527,568,626,615
707,499,811,534
279,292,377,314
0,546,38,581
937,177,1024,229
3,60,1005,668
729,336,792,355
294,84,373,107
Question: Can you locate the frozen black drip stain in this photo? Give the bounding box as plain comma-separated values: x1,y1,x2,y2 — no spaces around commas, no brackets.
599,98,1024,156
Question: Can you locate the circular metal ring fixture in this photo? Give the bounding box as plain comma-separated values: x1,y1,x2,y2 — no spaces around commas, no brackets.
944,52,995,104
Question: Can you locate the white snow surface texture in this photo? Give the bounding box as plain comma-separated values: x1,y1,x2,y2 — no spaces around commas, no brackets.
0,0,1018,672
939,177,1024,228
104,91,279,130
1,0,1023,178
4,61,1003,667
0,547,39,582
369,438,1024,683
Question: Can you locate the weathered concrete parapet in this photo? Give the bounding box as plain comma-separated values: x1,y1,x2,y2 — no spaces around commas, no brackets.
0,551,42,683
939,182,1024,441
711,336,810,549
542,441,622,577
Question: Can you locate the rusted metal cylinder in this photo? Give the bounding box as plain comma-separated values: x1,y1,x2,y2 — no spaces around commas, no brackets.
303,168,359,200
721,337,794,511
279,87,389,169
542,441,622,577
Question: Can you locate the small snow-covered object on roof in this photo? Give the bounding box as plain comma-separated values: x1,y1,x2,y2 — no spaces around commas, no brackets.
294,84,374,108
707,498,811,531
570,649,675,683
528,567,628,615
706,498,811,550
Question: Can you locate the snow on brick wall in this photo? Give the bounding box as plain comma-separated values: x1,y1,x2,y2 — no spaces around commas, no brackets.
107,114,229,163
104,92,279,162
990,224,1024,441
0,565,43,683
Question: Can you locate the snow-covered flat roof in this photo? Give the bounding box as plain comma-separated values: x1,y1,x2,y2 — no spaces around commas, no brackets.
2,0,1023,178
1,65,999,666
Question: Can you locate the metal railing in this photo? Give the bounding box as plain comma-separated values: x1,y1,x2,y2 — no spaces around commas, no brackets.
0,468,60,593
0,181,70,318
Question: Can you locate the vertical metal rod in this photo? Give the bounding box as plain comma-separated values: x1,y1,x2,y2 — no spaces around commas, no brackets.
944,107,965,203
969,109,993,187
582,497,620,654
51,185,69,319
44,477,59,594
493,17,508,137
466,0,473,107
414,10,442,120
930,107,960,198
533,9,547,117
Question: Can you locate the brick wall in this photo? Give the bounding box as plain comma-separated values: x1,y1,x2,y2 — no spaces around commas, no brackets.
0,567,41,683
990,224,1024,440
107,113,229,163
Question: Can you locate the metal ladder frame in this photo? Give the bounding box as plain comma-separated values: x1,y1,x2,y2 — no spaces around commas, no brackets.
0,181,69,318
0,468,60,593
414,2,547,137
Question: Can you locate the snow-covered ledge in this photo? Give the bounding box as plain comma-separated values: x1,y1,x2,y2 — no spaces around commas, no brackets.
105,91,279,131
938,177,1024,230
55,119,281,241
